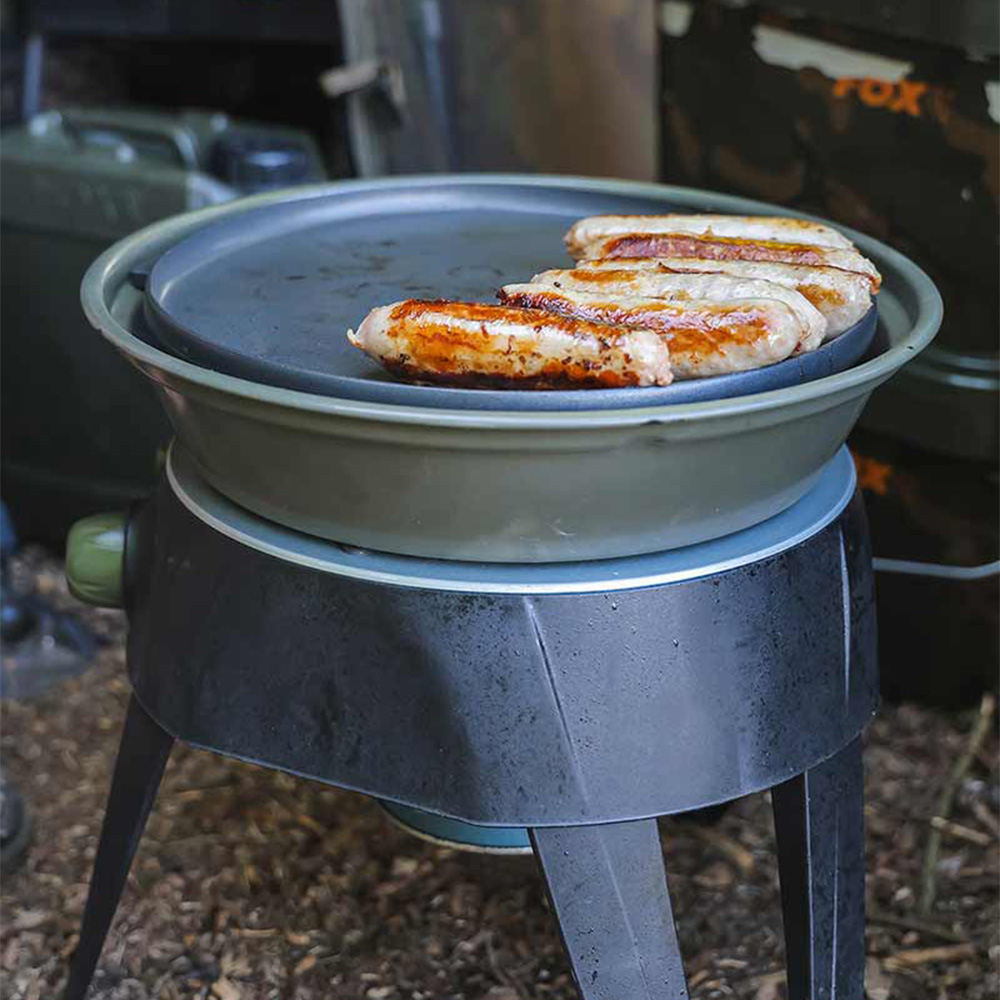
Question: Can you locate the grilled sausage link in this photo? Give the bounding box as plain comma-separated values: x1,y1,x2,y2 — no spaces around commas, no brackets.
578,233,882,291
498,285,807,379
581,257,874,339
565,214,855,258
347,300,673,389
531,267,827,352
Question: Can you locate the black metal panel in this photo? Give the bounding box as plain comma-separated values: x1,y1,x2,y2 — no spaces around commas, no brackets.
29,0,338,41
123,473,878,827
28,0,171,37
761,0,999,56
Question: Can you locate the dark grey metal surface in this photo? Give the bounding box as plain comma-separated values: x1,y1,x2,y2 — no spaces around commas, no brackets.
63,696,174,1000
761,0,998,55
122,460,878,827
532,819,689,1000
144,182,876,411
773,739,866,1000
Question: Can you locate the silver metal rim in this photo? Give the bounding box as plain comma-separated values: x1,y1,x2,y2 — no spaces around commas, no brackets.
165,441,857,594
376,803,533,856
82,174,943,431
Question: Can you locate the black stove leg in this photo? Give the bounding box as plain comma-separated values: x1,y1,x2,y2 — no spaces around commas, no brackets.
772,737,865,1000
63,695,174,1000
530,818,689,1000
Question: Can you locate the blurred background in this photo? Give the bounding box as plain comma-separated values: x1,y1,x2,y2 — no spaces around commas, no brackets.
0,2,996,998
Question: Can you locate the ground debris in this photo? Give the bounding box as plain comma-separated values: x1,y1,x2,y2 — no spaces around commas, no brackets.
884,943,977,970
864,957,892,1000
919,693,996,915
0,546,997,999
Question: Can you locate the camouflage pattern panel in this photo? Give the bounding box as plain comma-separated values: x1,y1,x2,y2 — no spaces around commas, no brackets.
660,1,998,356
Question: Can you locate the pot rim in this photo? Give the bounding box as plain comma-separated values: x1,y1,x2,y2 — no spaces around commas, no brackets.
81,173,942,431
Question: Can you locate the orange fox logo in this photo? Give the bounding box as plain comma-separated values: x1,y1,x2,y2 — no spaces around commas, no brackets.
833,78,928,116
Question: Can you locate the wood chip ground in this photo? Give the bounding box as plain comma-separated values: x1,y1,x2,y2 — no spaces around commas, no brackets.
1,547,997,999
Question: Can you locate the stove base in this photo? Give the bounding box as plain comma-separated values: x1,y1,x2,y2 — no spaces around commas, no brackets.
65,446,875,998
118,445,876,828
66,695,865,1000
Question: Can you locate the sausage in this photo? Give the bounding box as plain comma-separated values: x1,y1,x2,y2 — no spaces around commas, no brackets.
565,214,855,258
580,257,874,338
498,284,806,379
347,300,673,389
577,232,882,290
530,267,827,352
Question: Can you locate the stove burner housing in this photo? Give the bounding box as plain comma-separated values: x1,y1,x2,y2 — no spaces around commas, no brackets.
65,446,876,1000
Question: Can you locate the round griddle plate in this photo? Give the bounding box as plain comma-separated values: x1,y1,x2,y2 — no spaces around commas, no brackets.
145,181,876,411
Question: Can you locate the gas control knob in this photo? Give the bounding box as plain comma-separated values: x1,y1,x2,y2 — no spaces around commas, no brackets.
65,513,128,608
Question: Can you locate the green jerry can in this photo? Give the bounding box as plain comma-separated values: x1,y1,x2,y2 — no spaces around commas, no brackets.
1,106,326,543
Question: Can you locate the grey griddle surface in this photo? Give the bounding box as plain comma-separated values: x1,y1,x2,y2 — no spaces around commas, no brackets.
145,181,876,411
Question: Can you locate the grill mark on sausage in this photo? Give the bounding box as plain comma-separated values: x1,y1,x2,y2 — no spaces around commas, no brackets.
592,236,880,291
388,299,619,343
379,359,642,389
499,288,774,360
798,283,847,307
593,260,858,318
602,234,829,264
356,300,670,388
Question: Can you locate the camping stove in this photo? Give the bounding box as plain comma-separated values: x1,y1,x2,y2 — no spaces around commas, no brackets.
64,442,876,1000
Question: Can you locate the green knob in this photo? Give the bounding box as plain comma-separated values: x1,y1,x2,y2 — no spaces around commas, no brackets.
66,513,128,608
